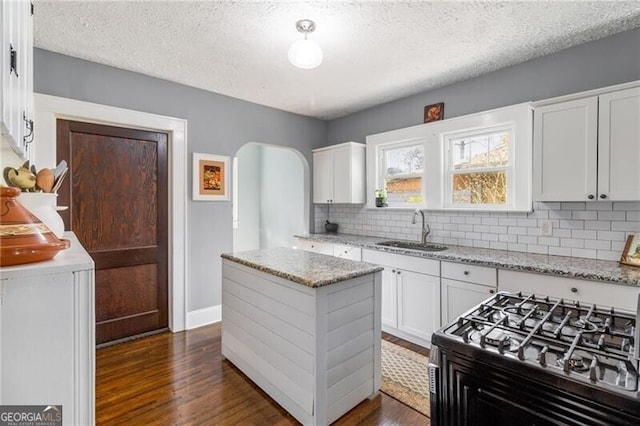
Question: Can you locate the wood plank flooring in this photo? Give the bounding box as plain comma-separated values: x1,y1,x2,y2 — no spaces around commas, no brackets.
96,323,430,425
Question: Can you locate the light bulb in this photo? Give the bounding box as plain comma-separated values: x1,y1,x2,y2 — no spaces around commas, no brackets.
288,38,323,69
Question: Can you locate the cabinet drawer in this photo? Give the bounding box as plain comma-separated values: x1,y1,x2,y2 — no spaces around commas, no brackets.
441,262,496,287
333,244,362,261
294,238,334,255
362,249,439,276
498,270,639,313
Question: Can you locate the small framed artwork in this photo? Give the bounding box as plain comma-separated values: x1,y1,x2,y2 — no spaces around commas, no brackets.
192,153,230,201
424,102,444,123
620,233,640,267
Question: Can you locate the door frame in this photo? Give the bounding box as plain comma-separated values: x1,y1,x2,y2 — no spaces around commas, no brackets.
34,93,188,332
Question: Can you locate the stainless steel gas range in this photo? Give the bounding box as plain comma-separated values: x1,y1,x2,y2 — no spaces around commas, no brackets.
429,291,640,425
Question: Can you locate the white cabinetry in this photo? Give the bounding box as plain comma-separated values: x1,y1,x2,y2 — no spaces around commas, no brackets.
313,142,365,204
441,262,497,324
0,234,95,425
498,269,639,313
362,249,440,348
294,238,362,261
1,0,33,159
534,86,640,201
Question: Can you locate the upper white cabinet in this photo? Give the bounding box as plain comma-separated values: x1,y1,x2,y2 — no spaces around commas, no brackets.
534,86,640,201
313,142,365,204
1,0,34,160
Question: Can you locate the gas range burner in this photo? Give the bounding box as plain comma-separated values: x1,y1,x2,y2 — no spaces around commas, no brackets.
448,291,640,392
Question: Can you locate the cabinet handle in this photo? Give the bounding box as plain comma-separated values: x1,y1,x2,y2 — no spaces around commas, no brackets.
587,194,594,200
397,271,401,275
489,289,495,294
463,270,469,275
391,269,396,273
570,287,578,293
9,44,18,77
23,112,34,145
600,194,607,199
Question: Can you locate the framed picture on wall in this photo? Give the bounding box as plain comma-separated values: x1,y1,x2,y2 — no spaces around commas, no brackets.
424,102,444,123
192,153,230,201
620,233,640,267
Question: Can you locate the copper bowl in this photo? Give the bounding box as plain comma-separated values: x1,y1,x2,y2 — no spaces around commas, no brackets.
0,187,69,266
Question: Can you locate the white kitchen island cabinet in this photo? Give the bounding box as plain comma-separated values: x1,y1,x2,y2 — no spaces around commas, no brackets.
221,247,382,426
0,233,95,426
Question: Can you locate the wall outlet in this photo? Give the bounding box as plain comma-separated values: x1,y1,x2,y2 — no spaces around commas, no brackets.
540,220,553,237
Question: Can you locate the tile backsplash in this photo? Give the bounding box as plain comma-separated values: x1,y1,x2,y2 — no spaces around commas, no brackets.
315,202,640,261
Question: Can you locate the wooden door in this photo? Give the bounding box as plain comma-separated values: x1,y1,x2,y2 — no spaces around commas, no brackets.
57,120,168,345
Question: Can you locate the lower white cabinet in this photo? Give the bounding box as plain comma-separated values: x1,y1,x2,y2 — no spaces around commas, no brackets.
363,249,440,348
441,262,497,324
294,238,362,261
0,234,95,426
498,269,640,313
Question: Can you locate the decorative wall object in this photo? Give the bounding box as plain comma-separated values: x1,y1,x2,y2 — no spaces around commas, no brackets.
193,153,230,201
620,233,640,267
424,102,444,123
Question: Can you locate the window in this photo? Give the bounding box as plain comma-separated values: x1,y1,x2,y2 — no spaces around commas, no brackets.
366,103,532,211
380,142,424,205
446,127,512,207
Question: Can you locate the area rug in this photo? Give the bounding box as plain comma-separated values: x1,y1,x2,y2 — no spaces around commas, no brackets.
380,340,430,417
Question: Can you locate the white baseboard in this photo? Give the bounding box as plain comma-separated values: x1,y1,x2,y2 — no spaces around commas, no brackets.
186,304,221,330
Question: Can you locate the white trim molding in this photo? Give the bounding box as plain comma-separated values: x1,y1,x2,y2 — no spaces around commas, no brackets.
33,93,188,332
186,305,222,330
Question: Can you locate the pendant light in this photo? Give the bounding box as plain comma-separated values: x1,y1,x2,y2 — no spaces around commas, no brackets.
288,19,323,69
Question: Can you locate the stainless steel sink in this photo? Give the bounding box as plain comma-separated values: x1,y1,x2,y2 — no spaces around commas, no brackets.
377,240,448,251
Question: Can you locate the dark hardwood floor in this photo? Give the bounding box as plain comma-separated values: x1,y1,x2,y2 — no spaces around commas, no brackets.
96,323,430,425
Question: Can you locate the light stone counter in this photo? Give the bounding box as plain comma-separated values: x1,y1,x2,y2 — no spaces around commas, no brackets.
221,246,383,287
295,233,640,287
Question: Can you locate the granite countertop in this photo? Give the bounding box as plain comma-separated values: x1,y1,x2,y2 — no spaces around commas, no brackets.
295,233,640,287
221,247,383,288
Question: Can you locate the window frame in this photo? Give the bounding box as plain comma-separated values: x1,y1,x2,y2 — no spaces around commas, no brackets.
442,124,515,210
378,139,426,208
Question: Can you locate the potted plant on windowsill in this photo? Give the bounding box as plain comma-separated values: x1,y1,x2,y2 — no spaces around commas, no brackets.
375,189,388,207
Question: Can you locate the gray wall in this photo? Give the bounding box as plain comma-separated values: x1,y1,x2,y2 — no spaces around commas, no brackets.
327,28,640,144
34,48,327,313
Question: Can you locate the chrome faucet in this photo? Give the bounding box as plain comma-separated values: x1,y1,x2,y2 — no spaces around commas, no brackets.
412,209,430,244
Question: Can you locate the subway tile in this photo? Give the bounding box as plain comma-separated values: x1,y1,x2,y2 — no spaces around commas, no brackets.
465,217,482,225
517,218,538,227
611,241,627,251
614,202,640,210
611,221,640,232
527,210,549,219
528,227,541,236
597,211,626,221
552,229,572,238
518,235,538,244
571,230,597,240
597,250,622,261
499,218,519,226
584,221,611,231
584,239,611,250
527,245,549,255
585,202,612,211
490,241,508,250
473,224,491,233
548,210,573,220
443,237,460,245
451,216,466,224
490,225,508,234
443,223,458,231
627,211,640,221
507,243,527,252
481,217,499,226
548,246,572,257
538,237,560,246
561,202,586,210
482,233,499,242
536,202,561,210
465,232,482,240
571,248,597,259
499,234,518,243
572,211,597,220
558,220,584,229
458,238,474,247
561,238,584,248
598,230,627,241
451,231,466,239
508,226,529,235
458,224,474,232
473,240,491,249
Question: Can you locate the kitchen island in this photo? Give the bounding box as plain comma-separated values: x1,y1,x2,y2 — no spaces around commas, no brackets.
221,247,383,426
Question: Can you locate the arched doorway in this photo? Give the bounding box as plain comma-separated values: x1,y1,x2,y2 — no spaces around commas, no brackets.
233,143,309,251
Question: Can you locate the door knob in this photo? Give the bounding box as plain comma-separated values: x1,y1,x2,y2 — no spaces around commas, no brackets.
570,287,578,293
587,194,594,200
600,194,607,199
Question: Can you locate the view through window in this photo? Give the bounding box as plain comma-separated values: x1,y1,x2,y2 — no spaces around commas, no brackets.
381,143,424,205
448,130,510,205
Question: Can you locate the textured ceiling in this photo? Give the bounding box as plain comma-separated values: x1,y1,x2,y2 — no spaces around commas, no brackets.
34,1,640,120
